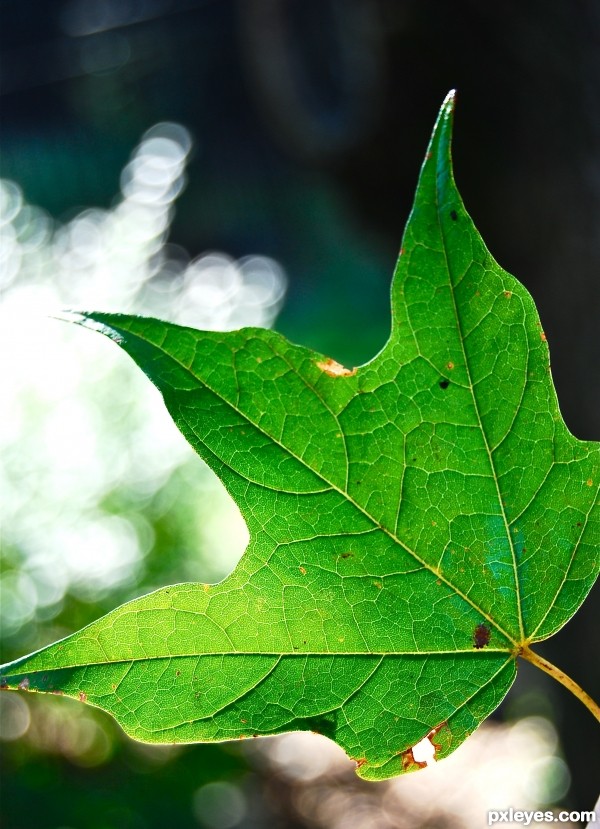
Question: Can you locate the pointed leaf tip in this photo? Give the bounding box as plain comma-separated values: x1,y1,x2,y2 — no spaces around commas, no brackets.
60,311,128,346
443,89,457,110
431,90,456,160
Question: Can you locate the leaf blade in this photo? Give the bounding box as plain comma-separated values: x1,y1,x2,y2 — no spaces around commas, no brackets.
2,91,598,779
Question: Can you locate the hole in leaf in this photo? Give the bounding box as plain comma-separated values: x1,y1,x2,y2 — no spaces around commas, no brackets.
412,734,438,766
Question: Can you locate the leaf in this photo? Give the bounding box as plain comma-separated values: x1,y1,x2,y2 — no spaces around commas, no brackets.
2,92,598,780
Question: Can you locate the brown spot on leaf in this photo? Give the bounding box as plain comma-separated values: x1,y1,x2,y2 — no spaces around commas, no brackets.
18,678,30,691
446,361,454,370
503,291,512,298
425,721,448,759
586,479,593,487
79,692,87,702
340,552,353,559
540,331,547,342
473,623,491,649
316,358,357,378
299,566,307,575
354,758,368,769
401,747,427,772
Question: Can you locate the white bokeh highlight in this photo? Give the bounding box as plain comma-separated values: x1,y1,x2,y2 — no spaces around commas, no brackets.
0,122,286,635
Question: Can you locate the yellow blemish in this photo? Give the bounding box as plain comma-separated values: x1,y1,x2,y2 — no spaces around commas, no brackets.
316,357,357,378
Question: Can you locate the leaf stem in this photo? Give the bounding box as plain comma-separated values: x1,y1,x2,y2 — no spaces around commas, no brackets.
520,646,600,723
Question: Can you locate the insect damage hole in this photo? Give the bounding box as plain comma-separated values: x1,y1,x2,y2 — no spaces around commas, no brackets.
411,734,437,766
410,721,447,767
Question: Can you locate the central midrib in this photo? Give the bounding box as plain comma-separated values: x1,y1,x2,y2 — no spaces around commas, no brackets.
3,649,516,677
433,175,525,644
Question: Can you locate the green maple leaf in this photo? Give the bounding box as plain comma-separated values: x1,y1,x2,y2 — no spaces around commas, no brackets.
2,92,598,780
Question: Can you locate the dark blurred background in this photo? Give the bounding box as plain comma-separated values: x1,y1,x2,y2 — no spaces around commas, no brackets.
1,1,599,827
